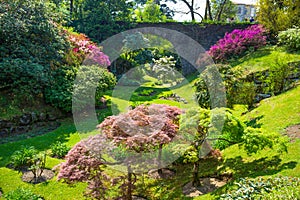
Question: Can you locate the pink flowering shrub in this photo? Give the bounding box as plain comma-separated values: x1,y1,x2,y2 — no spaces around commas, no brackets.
58,104,182,199
58,135,110,199
64,29,111,67
208,25,267,63
98,104,182,152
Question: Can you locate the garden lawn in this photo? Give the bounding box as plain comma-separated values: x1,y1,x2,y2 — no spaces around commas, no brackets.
230,46,300,73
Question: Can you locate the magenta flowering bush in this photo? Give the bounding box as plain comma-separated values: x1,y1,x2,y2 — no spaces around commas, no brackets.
208,25,267,63
65,29,111,67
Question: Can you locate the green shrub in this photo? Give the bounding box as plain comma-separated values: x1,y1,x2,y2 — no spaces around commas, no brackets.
10,146,47,182
44,65,76,112
278,27,300,51
0,0,69,96
50,141,70,158
10,146,38,169
194,64,256,109
219,176,300,200
4,188,44,200
263,57,297,95
72,65,116,112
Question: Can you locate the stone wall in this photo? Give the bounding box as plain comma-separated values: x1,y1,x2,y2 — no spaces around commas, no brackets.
124,22,251,75
133,22,251,50
0,112,63,139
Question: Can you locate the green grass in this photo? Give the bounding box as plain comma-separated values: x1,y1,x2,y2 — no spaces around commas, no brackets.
229,46,300,73
242,85,300,133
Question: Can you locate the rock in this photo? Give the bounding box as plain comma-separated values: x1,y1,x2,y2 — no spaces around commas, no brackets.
19,114,31,125
0,120,8,129
9,126,16,134
31,112,38,122
4,122,14,128
39,113,47,121
52,163,61,173
0,129,9,137
255,93,271,102
16,126,26,133
47,114,56,121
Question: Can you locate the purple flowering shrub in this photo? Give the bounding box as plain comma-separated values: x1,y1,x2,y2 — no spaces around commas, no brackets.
208,25,267,63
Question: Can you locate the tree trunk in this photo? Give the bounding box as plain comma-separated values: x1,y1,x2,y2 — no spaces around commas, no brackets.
126,165,133,200
192,161,200,187
70,0,73,18
204,0,213,20
216,0,227,21
157,144,163,176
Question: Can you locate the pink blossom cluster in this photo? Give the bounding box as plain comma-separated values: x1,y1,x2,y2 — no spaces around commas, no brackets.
97,104,182,152
208,25,267,63
66,30,111,67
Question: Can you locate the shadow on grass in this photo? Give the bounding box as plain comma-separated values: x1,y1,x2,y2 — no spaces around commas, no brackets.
0,118,76,167
135,154,297,199
244,115,264,128
219,155,297,178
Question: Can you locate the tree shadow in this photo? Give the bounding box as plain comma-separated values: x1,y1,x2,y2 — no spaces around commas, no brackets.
244,115,264,128
219,155,297,178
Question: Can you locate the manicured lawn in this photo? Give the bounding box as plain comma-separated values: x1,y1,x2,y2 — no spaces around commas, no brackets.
230,46,300,73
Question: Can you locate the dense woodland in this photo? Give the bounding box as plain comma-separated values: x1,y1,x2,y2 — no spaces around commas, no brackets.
0,0,300,199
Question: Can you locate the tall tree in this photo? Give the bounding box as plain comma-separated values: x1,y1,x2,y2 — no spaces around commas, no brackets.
211,0,236,21
134,0,168,22
204,0,213,20
179,0,203,21
72,0,132,42
258,0,300,35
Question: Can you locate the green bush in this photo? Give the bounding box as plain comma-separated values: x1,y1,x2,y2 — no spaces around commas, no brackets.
72,65,116,112
50,141,70,158
278,27,300,51
44,66,77,112
4,188,44,200
194,64,256,109
10,146,47,182
263,57,297,95
0,0,69,96
219,176,300,200
10,146,38,169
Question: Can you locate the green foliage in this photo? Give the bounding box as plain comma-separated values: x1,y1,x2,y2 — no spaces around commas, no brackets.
44,66,76,112
210,0,237,21
0,0,69,98
263,56,297,95
72,65,116,112
50,141,70,159
4,187,44,200
10,146,47,180
258,0,300,35
278,27,300,51
72,0,132,42
194,64,256,109
10,146,38,169
219,176,300,200
133,0,168,22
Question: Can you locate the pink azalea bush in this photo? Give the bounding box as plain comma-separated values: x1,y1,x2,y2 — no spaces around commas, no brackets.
208,25,267,63
64,29,111,67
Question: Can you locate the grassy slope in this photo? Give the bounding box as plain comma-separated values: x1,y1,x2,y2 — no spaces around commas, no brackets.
1,47,300,199
229,46,300,73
